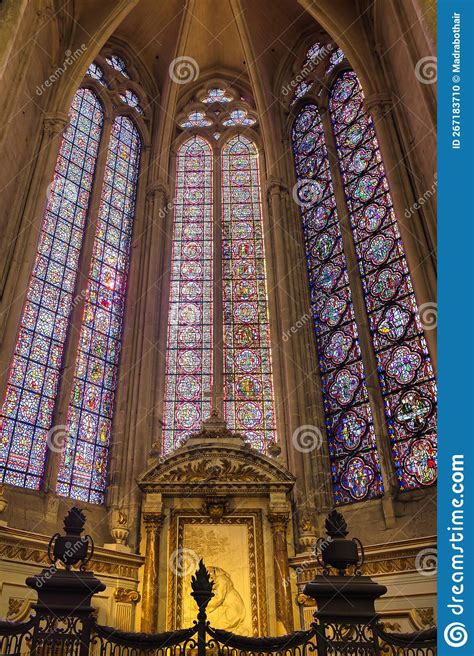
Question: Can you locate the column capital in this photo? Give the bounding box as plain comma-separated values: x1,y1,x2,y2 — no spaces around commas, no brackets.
363,92,393,117
267,511,290,532
43,112,68,137
114,588,141,604
266,177,288,199
146,181,170,200
143,512,164,532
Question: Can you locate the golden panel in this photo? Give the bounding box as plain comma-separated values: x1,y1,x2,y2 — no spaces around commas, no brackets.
168,511,267,636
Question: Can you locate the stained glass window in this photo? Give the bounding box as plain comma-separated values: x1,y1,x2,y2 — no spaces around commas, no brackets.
222,110,256,127
329,71,437,490
179,111,213,129
201,88,233,104
221,136,276,452
105,55,130,78
291,105,383,503
87,63,107,86
56,116,141,503
291,81,313,105
325,48,345,76
119,90,143,114
304,42,323,67
0,89,104,489
162,136,213,453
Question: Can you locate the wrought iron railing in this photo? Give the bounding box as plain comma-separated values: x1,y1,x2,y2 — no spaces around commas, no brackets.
0,508,437,656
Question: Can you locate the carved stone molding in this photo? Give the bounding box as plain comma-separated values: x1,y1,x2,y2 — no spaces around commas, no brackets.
363,92,393,117
0,526,143,582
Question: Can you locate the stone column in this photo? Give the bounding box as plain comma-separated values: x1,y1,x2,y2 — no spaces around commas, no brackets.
114,588,141,631
268,510,294,633
141,513,164,632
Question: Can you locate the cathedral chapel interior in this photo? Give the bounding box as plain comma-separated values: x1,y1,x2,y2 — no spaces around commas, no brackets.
0,0,437,637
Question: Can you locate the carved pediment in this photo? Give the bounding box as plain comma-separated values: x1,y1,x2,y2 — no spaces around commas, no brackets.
137,424,295,495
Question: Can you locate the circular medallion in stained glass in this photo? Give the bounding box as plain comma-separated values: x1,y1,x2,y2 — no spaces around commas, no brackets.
177,350,200,373
335,411,366,451
178,326,201,348
343,125,364,148
178,303,200,325
403,438,437,485
181,262,202,280
234,325,259,347
359,203,386,232
181,281,201,301
232,222,253,239
332,77,355,102
340,456,375,500
231,155,250,169
236,376,261,399
175,402,200,429
234,302,257,323
182,223,203,240
299,133,316,155
182,242,203,259
234,281,256,300
186,189,204,204
176,375,201,400
235,349,260,372
350,148,372,173
231,205,252,220
237,402,263,429
295,109,314,132
231,170,251,185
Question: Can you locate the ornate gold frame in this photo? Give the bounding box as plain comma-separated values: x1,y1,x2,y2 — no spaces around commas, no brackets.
167,509,268,635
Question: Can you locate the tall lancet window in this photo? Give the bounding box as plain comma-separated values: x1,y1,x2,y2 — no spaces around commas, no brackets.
56,117,141,503
162,137,213,452
222,136,276,451
329,71,437,491
162,86,276,454
292,106,383,503
0,52,146,503
288,42,437,502
0,89,103,489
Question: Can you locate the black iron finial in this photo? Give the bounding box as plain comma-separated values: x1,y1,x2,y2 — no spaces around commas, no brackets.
48,507,94,570
325,509,348,538
191,560,214,617
315,509,364,576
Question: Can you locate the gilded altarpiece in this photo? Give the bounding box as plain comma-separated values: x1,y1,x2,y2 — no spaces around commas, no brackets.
137,418,296,635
